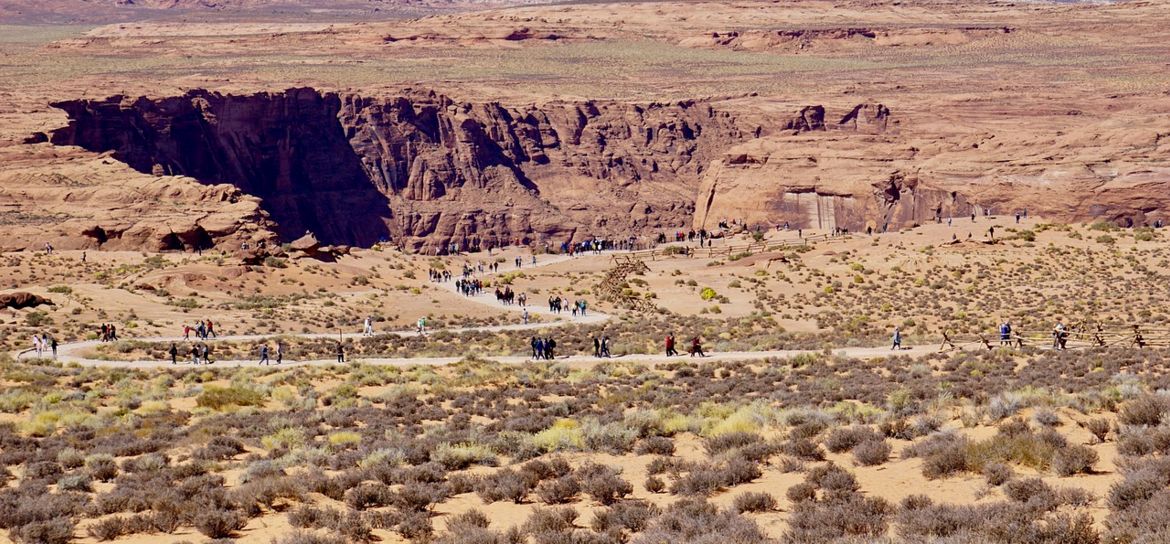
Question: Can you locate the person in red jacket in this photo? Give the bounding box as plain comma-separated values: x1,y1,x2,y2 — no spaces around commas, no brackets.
665,334,678,356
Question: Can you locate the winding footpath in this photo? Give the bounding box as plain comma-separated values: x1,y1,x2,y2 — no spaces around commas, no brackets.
14,252,951,368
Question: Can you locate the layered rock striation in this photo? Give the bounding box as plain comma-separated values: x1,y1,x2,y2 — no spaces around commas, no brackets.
50,88,754,251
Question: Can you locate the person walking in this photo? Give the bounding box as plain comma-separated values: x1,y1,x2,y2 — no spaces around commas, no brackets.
202,343,213,365
48,336,57,359
546,337,557,359
363,316,374,337
183,324,191,339
191,343,201,365
168,342,178,365
259,344,270,366
999,321,1012,346
600,336,611,358
690,336,706,357
417,317,427,336
276,342,284,365
592,335,601,358
665,334,678,357
892,327,902,350
206,320,216,339
336,342,345,363
32,334,42,358
522,308,529,325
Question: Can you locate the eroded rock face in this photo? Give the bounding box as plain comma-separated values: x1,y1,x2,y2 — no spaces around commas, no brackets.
0,293,53,310
50,88,754,252
695,104,1170,232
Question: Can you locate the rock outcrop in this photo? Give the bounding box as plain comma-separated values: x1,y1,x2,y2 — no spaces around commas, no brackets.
49,88,755,252
0,293,53,310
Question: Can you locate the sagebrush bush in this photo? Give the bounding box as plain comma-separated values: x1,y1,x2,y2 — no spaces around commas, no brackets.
635,436,676,456
535,475,580,505
852,438,891,466
1086,418,1111,443
577,463,632,505
632,498,768,544
1119,395,1169,427
193,508,246,539
1052,444,1098,476
731,491,776,513
984,462,1013,486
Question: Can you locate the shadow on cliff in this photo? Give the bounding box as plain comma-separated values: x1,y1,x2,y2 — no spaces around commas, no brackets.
49,88,392,247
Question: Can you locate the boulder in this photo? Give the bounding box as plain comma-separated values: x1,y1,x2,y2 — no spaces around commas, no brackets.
0,293,53,310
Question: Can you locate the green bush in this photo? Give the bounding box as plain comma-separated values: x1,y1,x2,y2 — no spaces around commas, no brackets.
699,287,718,301
196,386,266,410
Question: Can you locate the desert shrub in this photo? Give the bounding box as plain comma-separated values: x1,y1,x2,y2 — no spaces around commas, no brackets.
25,461,62,481
432,442,498,470
521,458,573,482
1119,395,1170,426
786,494,892,544
194,436,247,461
196,386,266,410
447,509,491,531
577,463,632,505
535,475,580,505
703,432,763,456
394,481,447,512
582,419,639,454
853,439,892,466
193,508,246,538
8,517,75,544
1107,459,1170,512
523,506,578,536
1052,444,1098,476
476,468,533,504
1003,477,1056,507
786,483,816,503
396,511,432,541
86,455,119,482
913,436,969,480
56,448,85,469
644,476,665,493
632,498,768,544
122,452,169,473
635,436,675,456
1086,418,1111,443
57,473,93,492
1033,408,1061,427
782,438,825,461
984,462,1014,486
87,516,127,541
824,426,880,453
345,482,394,510
273,532,347,544
732,491,776,513
592,500,659,534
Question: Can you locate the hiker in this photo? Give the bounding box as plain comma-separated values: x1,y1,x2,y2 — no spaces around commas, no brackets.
1052,322,1068,350
1133,325,1146,349
665,334,678,357
522,308,529,325
108,324,117,341
49,337,57,359
183,324,191,339
206,320,216,338
600,336,611,358
336,342,345,363
191,344,201,365
999,321,1012,346
259,344,270,366
531,336,541,359
100,324,108,342
197,321,206,340
364,316,374,336
202,343,213,364
988,226,995,240
592,335,601,358
32,334,42,358
690,336,706,357
276,342,284,364
1015,212,1021,224
545,338,557,360
892,327,902,350
168,342,178,365
417,317,427,336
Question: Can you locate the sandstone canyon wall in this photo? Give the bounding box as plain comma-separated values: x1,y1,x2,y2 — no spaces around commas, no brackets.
49,88,754,252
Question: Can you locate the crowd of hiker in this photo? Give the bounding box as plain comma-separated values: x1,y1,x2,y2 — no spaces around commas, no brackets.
182,320,216,340
98,323,119,342
30,333,58,359
531,336,558,360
